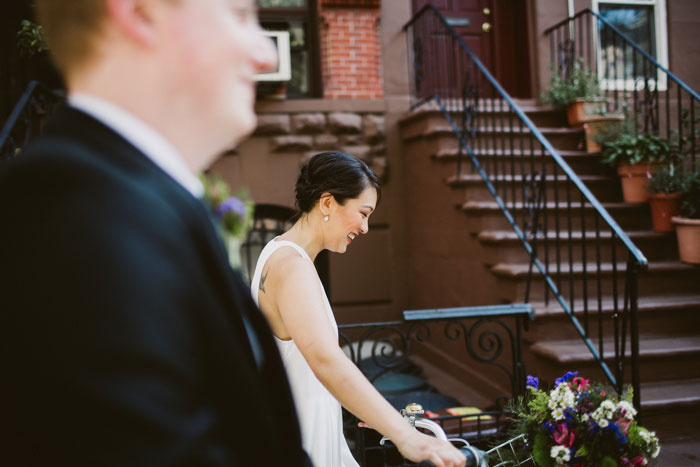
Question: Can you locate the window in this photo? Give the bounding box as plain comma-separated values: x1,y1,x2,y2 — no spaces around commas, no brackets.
593,0,668,91
256,0,322,98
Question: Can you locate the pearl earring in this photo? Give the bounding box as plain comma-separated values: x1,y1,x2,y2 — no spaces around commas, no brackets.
323,215,329,222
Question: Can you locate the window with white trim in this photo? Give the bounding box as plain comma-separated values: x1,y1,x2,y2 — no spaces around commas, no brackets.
593,0,668,91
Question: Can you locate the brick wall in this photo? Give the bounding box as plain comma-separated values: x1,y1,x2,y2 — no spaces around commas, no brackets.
320,8,383,99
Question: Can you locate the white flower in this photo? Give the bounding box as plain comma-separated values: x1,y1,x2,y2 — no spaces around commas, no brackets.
601,400,616,411
550,445,571,465
552,407,565,421
652,445,660,458
548,399,557,409
581,413,590,423
599,418,609,428
618,400,637,419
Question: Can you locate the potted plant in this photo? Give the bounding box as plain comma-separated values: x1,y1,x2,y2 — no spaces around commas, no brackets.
541,60,605,127
582,110,625,154
646,163,685,232
602,133,676,203
672,172,700,264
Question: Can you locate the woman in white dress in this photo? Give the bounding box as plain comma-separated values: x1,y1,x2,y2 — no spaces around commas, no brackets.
250,152,465,467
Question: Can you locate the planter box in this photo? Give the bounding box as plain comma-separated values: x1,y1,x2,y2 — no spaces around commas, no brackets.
566,98,607,127
582,114,625,153
672,216,700,264
617,162,661,203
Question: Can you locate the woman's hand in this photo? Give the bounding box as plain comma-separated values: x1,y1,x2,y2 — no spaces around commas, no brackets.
394,430,466,467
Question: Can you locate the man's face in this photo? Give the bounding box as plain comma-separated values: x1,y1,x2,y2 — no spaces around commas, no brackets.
158,0,276,157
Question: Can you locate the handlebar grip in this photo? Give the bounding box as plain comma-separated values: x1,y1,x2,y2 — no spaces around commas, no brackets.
460,445,487,467
416,461,435,467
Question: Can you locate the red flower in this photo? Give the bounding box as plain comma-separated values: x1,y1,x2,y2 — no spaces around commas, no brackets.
621,456,645,466
552,424,576,448
618,418,631,434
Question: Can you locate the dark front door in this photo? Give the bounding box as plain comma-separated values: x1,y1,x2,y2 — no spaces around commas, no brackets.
411,0,532,98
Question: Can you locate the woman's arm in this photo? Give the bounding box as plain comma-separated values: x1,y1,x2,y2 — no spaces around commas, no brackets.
274,256,465,467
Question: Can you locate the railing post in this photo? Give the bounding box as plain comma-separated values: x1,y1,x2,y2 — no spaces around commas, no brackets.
627,257,642,418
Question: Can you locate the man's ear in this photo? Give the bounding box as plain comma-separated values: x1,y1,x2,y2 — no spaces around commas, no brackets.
319,192,334,216
105,0,158,46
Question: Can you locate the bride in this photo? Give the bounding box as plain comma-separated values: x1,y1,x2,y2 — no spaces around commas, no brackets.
250,152,465,467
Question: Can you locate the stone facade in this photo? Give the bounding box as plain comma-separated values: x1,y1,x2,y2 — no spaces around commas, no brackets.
254,110,387,180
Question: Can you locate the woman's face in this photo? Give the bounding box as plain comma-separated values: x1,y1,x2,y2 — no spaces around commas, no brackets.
326,186,378,254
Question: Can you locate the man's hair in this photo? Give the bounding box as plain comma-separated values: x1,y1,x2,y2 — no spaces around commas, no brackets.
34,0,108,75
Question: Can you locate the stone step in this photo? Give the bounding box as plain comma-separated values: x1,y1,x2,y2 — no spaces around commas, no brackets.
402,101,568,129
448,173,621,203
491,260,700,301
403,123,585,152
524,294,700,341
460,200,651,232
528,334,700,383
432,147,606,175
478,229,676,263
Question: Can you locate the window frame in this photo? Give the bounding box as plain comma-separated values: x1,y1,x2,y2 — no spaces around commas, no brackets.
257,1,323,98
592,0,669,92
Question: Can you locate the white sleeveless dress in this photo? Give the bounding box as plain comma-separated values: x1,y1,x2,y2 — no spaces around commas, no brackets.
250,238,359,467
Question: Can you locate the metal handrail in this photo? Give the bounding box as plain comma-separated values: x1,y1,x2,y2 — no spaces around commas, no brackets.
545,8,699,174
405,4,646,267
545,8,700,102
403,4,645,406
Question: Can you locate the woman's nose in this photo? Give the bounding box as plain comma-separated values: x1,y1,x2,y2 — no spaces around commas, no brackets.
360,218,369,234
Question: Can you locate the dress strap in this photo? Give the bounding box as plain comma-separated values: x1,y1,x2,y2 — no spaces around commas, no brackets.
269,238,313,263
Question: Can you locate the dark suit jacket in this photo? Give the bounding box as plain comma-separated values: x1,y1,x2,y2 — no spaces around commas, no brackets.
0,107,310,466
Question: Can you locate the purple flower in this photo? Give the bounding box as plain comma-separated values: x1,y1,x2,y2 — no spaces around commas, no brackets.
216,196,246,219
526,375,539,390
555,371,579,387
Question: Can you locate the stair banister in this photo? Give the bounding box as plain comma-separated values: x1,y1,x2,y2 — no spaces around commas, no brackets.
403,3,647,411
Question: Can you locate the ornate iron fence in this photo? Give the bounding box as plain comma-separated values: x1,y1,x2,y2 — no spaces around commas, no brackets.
545,8,700,173
339,304,533,466
403,4,647,411
0,80,64,161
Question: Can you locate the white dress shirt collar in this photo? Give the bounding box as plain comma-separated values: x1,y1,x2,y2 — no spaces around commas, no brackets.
68,93,204,198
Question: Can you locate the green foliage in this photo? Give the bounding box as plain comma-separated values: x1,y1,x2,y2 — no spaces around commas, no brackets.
16,20,48,58
601,133,677,166
541,60,600,108
679,172,700,219
532,431,554,467
601,456,618,467
646,163,686,194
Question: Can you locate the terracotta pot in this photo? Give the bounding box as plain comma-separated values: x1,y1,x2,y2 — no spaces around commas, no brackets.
672,216,700,264
582,114,625,153
617,162,661,203
566,98,606,127
649,193,681,232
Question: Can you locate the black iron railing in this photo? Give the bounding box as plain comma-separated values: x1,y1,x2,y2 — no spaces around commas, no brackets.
339,304,533,466
404,4,647,410
545,8,700,172
0,80,64,161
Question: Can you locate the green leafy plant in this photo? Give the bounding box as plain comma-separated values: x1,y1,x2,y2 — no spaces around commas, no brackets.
646,163,686,195
601,133,677,166
679,172,700,219
16,19,48,58
541,60,601,108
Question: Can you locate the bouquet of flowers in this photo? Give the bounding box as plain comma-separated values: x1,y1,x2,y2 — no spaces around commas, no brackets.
200,173,254,267
509,371,660,466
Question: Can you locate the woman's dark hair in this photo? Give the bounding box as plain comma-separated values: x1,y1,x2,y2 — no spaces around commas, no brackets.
291,152,381,223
